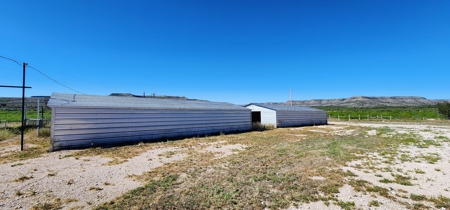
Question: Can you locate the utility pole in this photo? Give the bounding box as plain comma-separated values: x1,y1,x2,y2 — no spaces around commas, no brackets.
21,62,27,151
290,89,292,106
37,98,40,137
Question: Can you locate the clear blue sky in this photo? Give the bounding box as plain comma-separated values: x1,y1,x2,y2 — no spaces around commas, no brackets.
1,0,449,104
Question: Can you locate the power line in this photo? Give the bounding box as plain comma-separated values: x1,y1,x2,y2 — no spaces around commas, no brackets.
28,65,86,94
0,55,86,94
0,55,22,66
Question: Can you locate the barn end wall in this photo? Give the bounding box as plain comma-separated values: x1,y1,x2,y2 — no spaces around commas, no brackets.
276,110,327,127
245,105,277,127
50,107,251,151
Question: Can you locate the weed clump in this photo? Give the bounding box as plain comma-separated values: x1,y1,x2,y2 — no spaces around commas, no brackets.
252,123,275,131
369,200,379,207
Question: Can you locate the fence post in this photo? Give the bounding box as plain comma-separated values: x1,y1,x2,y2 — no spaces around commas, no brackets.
338,115,340,121
359,115,360,120
348,115,350,121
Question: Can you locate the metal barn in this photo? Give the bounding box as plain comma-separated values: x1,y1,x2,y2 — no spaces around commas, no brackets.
48,93,251,151
244,103,327,128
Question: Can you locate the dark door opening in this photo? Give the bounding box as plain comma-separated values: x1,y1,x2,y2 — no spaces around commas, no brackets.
251,111,261,123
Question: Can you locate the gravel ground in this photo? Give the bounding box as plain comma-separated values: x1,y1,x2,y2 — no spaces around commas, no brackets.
295,121,450,210
0,143,245,209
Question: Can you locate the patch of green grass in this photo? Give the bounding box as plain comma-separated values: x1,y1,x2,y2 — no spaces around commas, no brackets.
378,126,395,134
345,170,357,177
379,178,394,183
403,137,420,145
435,135,450,142
349,179,392,199
322,106,440,120
337,200,355,210
97,174,179,209
430,196,450,208
414,169,425,174
400,153,413,162
418,153,441,164
0,109,52,122
11,163,24,167
410,194,427,201
366,186,391,198
369,200,379,207
394,174,413,186
418,140,441,148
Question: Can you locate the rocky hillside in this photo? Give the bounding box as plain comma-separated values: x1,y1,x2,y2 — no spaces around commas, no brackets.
276,96,445,107
0,96,50,110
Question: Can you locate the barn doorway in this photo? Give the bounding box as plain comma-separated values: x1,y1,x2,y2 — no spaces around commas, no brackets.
251,111,261,123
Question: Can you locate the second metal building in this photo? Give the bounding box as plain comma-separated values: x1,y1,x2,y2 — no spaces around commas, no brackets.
245,103,327,128
48,93,251,151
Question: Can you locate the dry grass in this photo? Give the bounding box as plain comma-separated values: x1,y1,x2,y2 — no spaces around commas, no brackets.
0,129,16,141
91,124,431,209
3,121,449,209
0,126,51,164
31,197,78,210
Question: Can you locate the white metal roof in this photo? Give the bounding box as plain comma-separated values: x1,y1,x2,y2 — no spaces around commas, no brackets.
245,103,326,112
48,93,249,110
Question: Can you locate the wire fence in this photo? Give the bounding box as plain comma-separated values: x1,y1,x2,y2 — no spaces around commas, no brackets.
328,115,445,122
0,119,51,129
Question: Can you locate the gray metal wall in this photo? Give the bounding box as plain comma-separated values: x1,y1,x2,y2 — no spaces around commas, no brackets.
276,110,327,127
245,105,277,127
50,107,251,151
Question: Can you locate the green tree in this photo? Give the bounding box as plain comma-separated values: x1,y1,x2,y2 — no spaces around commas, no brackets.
437,102,450,120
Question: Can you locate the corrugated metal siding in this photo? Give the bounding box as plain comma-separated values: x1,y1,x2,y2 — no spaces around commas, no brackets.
245,105,277,127
50,107,251,150
276,110,327,127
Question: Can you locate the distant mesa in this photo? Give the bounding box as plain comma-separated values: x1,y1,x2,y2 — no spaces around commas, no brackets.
0,96,51,109
279,96,446,107
109,93,207,101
